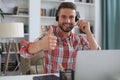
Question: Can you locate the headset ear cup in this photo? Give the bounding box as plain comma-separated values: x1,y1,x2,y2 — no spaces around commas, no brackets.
75,16,78,22
56,10,58,21
75,11,80,22
56,16,58,21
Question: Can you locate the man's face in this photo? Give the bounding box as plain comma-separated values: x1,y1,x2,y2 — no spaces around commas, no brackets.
58,8,76,32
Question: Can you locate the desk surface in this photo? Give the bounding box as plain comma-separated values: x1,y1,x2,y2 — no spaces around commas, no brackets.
0,73,59,80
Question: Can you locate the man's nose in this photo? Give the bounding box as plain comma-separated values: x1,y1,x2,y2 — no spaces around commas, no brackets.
65,18,70,23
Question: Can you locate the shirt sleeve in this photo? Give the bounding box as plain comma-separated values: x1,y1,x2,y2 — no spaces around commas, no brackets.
19,40,36,59
78,34,90,50
19,33,46,59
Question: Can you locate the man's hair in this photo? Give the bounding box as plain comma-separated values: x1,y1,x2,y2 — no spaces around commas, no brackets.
57,2,76,13
56,2,77,21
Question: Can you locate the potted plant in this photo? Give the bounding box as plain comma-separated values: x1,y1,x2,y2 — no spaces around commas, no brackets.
0,8,4,18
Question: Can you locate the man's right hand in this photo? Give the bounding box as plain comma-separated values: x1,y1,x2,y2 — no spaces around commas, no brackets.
28,26,57,53
40,26,57,51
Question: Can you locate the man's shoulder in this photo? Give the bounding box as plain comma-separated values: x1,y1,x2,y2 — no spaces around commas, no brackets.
72,33,86,39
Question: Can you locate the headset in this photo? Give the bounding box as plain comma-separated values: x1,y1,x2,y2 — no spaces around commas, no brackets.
55,2,80,22
55,10,80,22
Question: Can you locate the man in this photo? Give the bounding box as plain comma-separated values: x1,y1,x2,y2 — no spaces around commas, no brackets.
21,2,100,73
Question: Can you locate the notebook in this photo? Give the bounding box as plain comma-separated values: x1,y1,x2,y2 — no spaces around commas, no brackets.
75,50,120,80
33,75,59,80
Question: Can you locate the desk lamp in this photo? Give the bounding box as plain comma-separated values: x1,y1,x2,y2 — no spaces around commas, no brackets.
0,22,24,75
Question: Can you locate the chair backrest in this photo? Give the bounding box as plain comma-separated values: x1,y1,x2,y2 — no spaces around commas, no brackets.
31,52,44,74
35,56,44,74
20,52,44,74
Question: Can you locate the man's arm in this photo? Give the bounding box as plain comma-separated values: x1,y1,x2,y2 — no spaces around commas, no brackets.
77,20,100,50
28,26,57,54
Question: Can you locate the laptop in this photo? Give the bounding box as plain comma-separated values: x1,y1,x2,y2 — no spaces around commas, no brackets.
75,50,120,80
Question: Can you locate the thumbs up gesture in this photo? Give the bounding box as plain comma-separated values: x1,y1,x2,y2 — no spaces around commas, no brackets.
41,26,57,50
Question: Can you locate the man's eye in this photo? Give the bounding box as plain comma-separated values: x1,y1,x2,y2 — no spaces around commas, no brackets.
69,16,74,19
62,16,66,19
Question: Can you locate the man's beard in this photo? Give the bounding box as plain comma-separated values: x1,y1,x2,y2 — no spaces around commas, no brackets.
59,23,74,32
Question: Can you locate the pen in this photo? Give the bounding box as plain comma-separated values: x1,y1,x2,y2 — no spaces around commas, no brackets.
59,64,64,71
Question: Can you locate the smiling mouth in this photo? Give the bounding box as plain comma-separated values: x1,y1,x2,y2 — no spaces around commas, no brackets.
63,24,73,28
63,24,70,27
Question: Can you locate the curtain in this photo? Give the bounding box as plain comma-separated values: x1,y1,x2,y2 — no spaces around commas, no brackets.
101,0,120,49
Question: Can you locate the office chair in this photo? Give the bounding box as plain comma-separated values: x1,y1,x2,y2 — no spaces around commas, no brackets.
35,56,44,74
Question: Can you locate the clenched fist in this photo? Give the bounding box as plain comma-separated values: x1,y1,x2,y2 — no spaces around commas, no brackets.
77,20,91,34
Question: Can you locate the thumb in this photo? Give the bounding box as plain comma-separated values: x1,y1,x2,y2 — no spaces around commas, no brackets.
46,26,53,36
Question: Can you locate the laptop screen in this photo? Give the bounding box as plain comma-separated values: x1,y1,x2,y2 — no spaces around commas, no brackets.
75,50,120,80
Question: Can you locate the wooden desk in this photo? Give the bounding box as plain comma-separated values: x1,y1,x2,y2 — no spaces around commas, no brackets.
0,73,59,80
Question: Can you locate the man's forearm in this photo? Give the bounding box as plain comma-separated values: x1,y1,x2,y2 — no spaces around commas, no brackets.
86,31,100,50
28,40,43,54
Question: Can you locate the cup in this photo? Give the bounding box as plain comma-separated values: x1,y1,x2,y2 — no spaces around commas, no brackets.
60,69,74,80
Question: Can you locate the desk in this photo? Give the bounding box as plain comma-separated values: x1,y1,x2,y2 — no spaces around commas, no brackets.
0,73,59,80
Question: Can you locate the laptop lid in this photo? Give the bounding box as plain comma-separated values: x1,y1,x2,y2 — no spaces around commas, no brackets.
75,50,120,80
